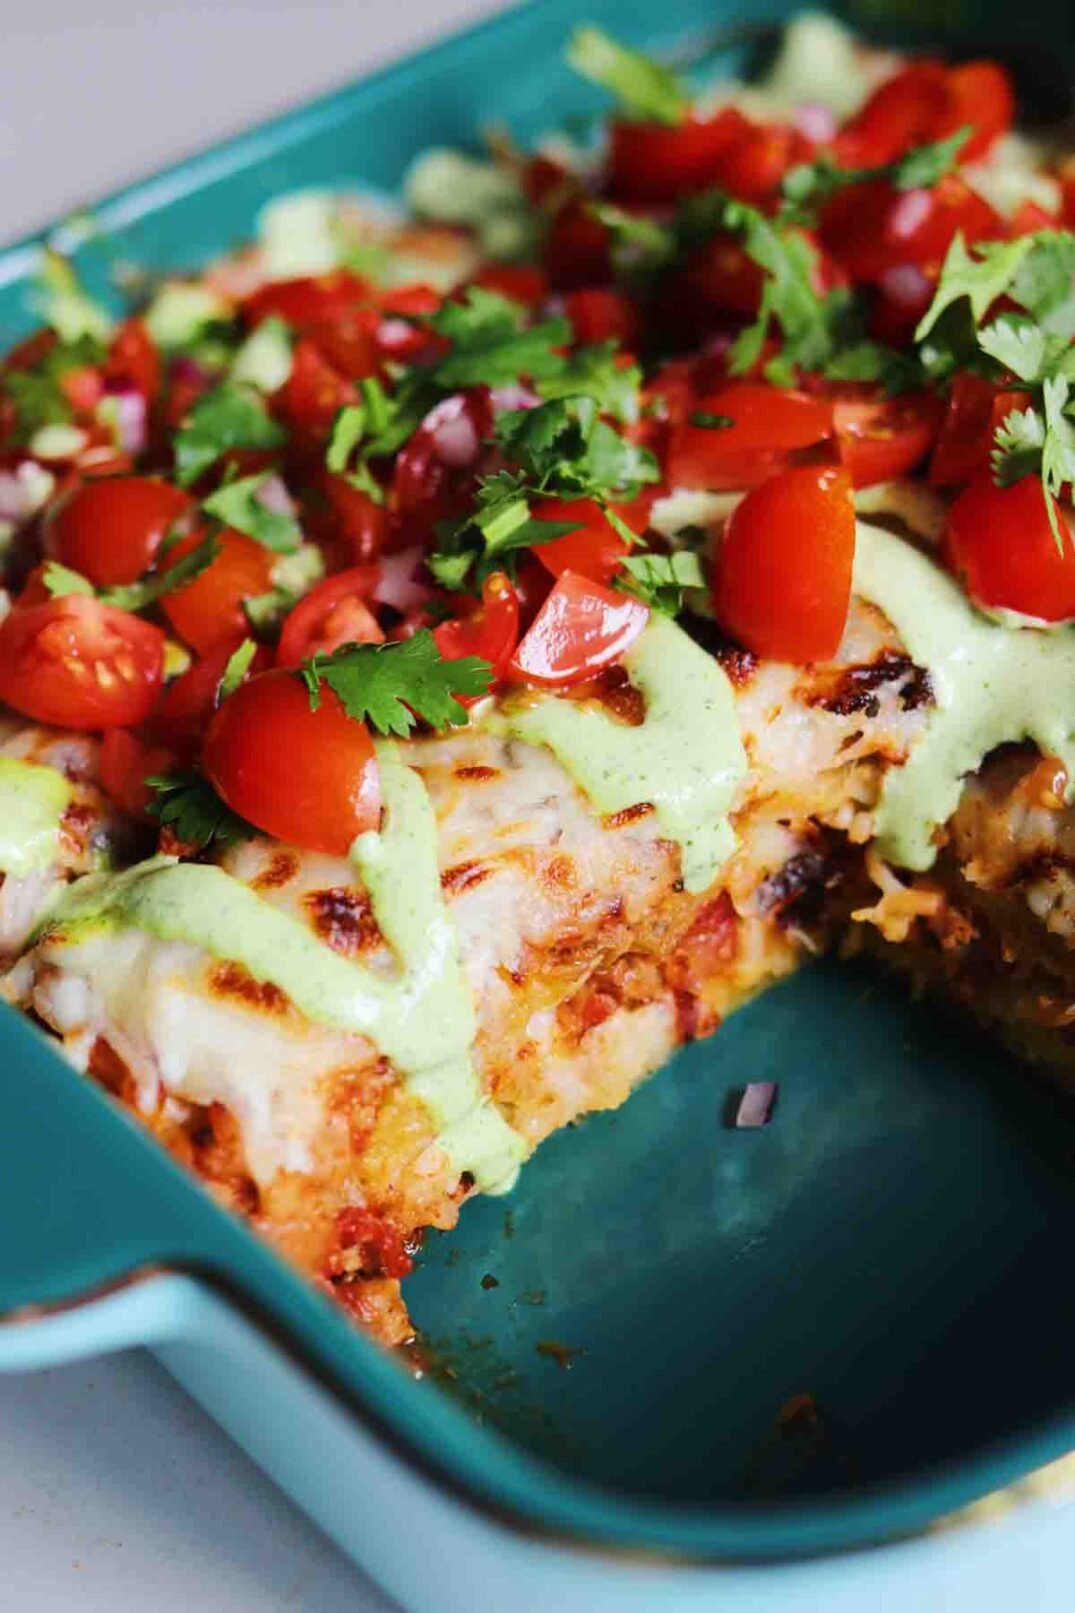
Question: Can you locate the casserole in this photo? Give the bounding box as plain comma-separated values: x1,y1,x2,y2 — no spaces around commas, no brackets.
4,2,1075,1608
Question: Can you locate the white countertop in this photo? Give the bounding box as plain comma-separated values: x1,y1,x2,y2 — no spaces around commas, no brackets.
0,3,507,1608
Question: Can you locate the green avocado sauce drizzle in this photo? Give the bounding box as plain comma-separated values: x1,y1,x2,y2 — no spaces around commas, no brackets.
854,521,1075,871
493,613,748,893
0,756,72,879
40,742,525,1194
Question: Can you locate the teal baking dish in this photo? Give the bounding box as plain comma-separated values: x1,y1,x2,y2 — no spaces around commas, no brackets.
4,2,1075,1607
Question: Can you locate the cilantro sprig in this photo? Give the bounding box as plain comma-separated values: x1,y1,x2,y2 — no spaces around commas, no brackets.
619,550,705,615
174,382,285,486
147,771,254,853
299,629,492,736
566,25,689,126
202,471,302,552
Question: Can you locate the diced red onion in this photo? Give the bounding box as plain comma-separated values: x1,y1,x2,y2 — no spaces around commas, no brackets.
878,263,933,309
372,545,434,613
254,472,297,518
424,395,481,467
888,188,932,241
104,386,148,456
734,1081,778,1129
491,383,541,415
793,102,837,143
377,317,417,350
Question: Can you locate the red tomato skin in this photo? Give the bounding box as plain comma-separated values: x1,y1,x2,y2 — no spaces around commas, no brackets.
712,122,811,204
667,383,835,491
944,473,1075,621
531,497,636,584
712,465,855,662
150,639,269,757
47,476,194,587
276,337,358,444
241,271,371,330
160,528,275,656
543,201,613,291
433,572,520,685
821,176,998,283
562,288,640,348
276,568,384,668
948,60,1015,162
472,264,550,307
99,728,175,817
0,595,165,730
106,318,161,401
303,471,389,568
508,571,649,688
607,108,752,203
203,669,381,856
391,390,493,536
835,61,953,167
831,389,942,488
929,376,1031,487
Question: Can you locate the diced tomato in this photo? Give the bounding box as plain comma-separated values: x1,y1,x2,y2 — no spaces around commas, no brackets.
160,527,275,655
563,288,640,348
607,107,752,204
1007,199,1057,238
307,309,383,381
241,271,371,330
276,337,358,444
667,382,835,491
472,264,550,308
835,60,954,168
508,570,649,687
433,571,520,685
99,727,175,816
929,375,1031,487
391,390,493,534
106,318,161,402
711,464,855,662
46,476,195,587
203,668,381,856
59,366,104,416
820,175,999,283
831,388,942,487
276,568,384,668
944,472,1075,620
0,593,165,729
947,60,1015,163
378,284,443,319
303,471,389,567
530,496,640,584
151,638,268,757
711,122,812,205
543,201,613,291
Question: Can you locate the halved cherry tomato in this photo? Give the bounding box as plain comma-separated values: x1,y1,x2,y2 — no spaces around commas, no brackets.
607,107,752,204
106,318,161,402
543,201,613,291
508,570,649,688
434,571,520,684
821,175,999,283
835,60,954,168
277,568,384,668
276,337,358,444
0,594,165,729
667,382,835,491
712,465,855,662
160,527,276,655
99,727,175,817
831,388,941,487
47,476,194,587
203,669,381,856
944,472,1075,620
530,497,638,584
562,288,640,348
150,638,269,757
241,271,371,330
929,375,1031,487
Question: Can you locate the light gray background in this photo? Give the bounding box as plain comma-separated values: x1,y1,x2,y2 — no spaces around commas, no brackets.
0,4,508,1608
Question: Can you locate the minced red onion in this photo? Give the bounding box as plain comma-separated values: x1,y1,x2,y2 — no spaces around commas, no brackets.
793,102,837,143
424,395,481,467
372,545,433,613
377,317,417,351
888,188,932,241
878,263,933,309
491,383,541,415
254,472,297,518
104,386,148,456
734,1082,778,1129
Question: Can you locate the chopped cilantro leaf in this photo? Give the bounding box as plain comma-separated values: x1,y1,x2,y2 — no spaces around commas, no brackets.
782,128,969,211
536,341,643,423
992,403,1045,486
146,770,253,852
2,333,106,442
496,396,658,500
427,289,571,388
689,411,735,428
566,25,689,126
174,382,285,486
218,638,257,700
41,561,94,598
300,629,491,736
202,472,301,552
326,403,367,474
620,549,705,614
42,534,222,613
915,233,1036,342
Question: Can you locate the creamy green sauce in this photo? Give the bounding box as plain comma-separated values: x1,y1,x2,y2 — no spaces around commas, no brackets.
854,521,1075,870
0,756,71,879
493,613,747,892
43,743,524,1193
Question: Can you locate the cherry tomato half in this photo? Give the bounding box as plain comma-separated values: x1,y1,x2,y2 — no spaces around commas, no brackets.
160,527,276,655
831,389,941,487
944,472,1075,621
508,571,649,688
433,571,520,684
276,568,384,668
531,497,638,584
203,669,381,855
47,476,194,587
712,465,855,662
0,594,165,729
150,638,270,758
667,382,835,491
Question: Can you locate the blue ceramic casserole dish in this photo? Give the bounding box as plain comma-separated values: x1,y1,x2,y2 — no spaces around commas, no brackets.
3,2,1075,1606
